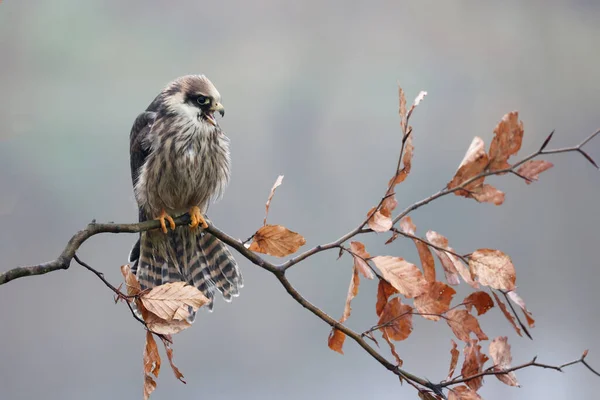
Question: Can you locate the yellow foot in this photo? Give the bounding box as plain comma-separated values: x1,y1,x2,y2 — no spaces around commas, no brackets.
189,206,208,230
155,209,176,234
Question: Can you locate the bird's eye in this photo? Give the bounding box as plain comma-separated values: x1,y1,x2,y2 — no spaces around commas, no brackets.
196,95,210,105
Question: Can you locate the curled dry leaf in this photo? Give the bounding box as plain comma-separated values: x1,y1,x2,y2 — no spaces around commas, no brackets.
414,281,456,321
488,111,524,172
121,264,142,296
507,291,535,328
143,331,161,400
492,291,522,337
349,241,374,279
367,207,393,232
471,184,505,205
372,256,428,298
376,279,398,317
145,312,192,336
400,217,436,282
517,160,553,184
140,281,209,321
382,331,403,366
399,86,408,134
406,90,428,123
447,137,488,193
489,336,520,387
446,309,488,342
447,339,460,381
327,328,346,355
378,297,413,341
160,336,186,384
464,291,494,316
263,175,284,225
469,249,516,291
426,231,477,288
341,266,360,323
448,385,483,400
248,224,306,257
461,340,489,391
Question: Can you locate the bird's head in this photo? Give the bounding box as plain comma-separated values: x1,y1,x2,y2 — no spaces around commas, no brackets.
162,75,225,127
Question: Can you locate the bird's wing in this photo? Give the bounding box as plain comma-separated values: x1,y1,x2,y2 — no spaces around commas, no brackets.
129,111,157,263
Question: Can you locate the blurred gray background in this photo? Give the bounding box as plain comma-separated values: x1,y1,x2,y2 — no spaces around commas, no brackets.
1,1,599,399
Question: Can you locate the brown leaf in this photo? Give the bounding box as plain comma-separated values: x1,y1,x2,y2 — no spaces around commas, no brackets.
376,279,398,317
372,256,428,298
367,206,393,232
143,331,161,400
419,392,442,400
448,385,483,400
447,136,489,193
447,339,460,381
488,111,524,172
341,266,360,323
517,160,554,184
414,281,456,321
507,291,535,328
121,264,142,296
469,249,516,291
327,328,346,355
140,281,209,321
145,312,192,335
160,336,186,384
405,90,428,122
399,86,407,134
464,291,494,316
248,224,306,257
426,231,477,288
378,297,413,341
489,336,520,387
446,309,488,342
349,241,374,279
461,340,489,391
263,175,284,225
471,184,505,205
400,217,436,282
382,331,403,366
492,291,522,337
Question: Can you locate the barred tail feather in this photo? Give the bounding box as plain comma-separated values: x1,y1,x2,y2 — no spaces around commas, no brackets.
129,226,243,317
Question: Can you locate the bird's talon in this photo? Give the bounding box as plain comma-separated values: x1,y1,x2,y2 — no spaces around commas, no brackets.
189,206,208,230
155,209,176,234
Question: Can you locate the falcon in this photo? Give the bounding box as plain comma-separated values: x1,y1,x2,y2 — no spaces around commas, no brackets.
128,75,243,314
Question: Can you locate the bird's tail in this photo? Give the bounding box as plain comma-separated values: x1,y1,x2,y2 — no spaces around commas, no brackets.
130,225,243,314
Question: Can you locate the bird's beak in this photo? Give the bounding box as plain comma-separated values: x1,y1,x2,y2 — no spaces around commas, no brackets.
205,102,225,126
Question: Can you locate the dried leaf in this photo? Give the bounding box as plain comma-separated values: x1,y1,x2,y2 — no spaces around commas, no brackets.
447,339,460,380
145,312,192,335
414,281,456,321
248,224,306,257
461,340,489,391
517,160,553,184
471,184,505,205
492,291,522,337
341,266,360,322
378,297,413,341
488,111,524,172
121,264,142,296
376,279,398,317
367,206,393,232
382,331,403,366
399,86,407,133
327,328,346,355
469,249,516,291
507,291,535,328
447,137,489,193
426,231,476,288
405,91,427,123
372,256,428,298
160,337,186,384
263,175,284,225
143,331,161,400
489,336,520,387
419,392,442,400
400,217,436,282
446,309,488,342
140,281,209,321
464,291,494,316
448,385,483,400
349,241,374,279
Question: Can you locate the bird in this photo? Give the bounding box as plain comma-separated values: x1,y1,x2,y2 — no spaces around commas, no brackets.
128,75,243,315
